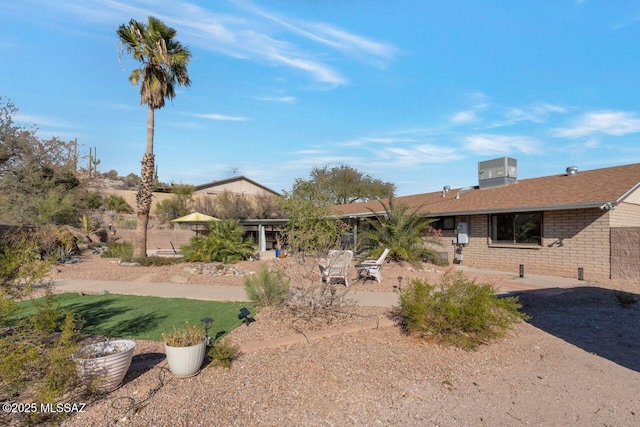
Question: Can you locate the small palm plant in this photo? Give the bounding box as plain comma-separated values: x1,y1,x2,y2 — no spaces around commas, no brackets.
182,220,255,263
359,197,440,265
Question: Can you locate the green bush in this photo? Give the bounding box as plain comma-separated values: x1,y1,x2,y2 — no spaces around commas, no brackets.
0,231,85,425
397,272,528,350
100,241,133,259
133,256,182,267
208,338,239,368
103,194,133,213
115,218,137,229
243,265,290,308
182,220,255,263
36,226,80,263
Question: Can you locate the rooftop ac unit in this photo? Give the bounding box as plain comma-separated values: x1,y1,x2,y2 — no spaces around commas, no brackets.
478,157,517,189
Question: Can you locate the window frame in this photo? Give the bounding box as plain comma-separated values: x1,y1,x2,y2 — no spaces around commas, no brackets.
431,216,456,231
490,212,542,246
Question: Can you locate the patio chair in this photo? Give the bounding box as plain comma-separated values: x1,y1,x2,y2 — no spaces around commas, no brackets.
319,250,353,287
356,248,390,283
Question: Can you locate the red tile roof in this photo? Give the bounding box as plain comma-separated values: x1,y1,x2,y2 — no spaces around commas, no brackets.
333,163,640,217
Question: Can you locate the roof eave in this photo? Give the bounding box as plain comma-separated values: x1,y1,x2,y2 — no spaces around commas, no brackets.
335,202,614,219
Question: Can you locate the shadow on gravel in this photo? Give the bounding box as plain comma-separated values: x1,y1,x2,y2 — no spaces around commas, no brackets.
515,286,640,373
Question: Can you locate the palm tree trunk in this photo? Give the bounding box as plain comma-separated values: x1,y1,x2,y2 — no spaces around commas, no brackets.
133,106,155,258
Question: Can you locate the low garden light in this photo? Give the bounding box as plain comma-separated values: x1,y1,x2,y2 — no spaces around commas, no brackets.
396,276,403,292
238,307,254,326
200,317,214,345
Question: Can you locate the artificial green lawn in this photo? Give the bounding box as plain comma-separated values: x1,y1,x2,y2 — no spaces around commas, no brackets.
18,293,253,342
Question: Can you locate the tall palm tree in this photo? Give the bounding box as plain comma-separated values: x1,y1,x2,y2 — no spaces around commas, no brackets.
117,16,191,258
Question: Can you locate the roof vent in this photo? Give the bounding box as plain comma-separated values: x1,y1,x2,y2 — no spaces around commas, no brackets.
478,157,517,189
566,166,578,176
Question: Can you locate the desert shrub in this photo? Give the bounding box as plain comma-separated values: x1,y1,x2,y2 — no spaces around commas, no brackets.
82,191,104,210
422,250,449,267
243,265,290,308
162,323,204,347
208,338,239,368
155,185,194,225
115,218,137,229
133,256,181,267
0,232,84,425
103,194,133,213
181,220,255,263
397,272,528,350
286,283,357,327
36,226,80,263
100,241,133,259
214,190,254,220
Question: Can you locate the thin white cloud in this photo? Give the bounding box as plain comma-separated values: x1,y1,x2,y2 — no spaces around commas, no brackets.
375,144,463,168
505,102,566,124
340,136,417,147
451,110,478,124
254,96,296,103
96,0,394,86
13,113,75,129
285,155,360,169
552,111,640,138
232,0,398,67
192,113,249,121
295,149,325,155
168,121,205,129
465,134,541,155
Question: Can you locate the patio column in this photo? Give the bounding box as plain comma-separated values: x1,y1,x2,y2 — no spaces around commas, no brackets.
258,224,266,252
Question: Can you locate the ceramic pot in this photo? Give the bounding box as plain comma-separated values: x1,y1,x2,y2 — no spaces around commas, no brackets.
73,339,135,393
164,340,207,378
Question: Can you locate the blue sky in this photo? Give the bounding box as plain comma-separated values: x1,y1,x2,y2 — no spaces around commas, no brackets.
2,0,640,196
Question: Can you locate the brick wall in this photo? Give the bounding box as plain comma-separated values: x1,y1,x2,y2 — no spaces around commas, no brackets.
434,208,611,280
610,202,640,227
610,227,640,279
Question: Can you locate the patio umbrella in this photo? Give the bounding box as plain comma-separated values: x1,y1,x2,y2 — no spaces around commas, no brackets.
171,212,220,235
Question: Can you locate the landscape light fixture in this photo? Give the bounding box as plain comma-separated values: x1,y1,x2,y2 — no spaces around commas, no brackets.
238,307,253,326
397,276,403,292
201,317,214,345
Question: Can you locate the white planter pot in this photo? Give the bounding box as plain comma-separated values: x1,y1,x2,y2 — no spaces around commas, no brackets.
73,339,136,393
164,340,207,378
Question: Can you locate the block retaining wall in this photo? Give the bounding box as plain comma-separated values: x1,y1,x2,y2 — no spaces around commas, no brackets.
611,227,640,279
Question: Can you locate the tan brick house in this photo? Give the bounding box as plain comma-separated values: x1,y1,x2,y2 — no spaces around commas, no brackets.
334,159,640,281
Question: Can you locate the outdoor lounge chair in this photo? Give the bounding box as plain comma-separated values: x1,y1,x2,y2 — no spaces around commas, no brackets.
356,248,390,283
319,250,353,287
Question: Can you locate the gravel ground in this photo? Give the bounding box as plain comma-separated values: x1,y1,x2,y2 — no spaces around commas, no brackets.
44,253,640,426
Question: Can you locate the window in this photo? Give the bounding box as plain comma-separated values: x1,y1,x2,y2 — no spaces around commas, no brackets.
431,216,456,230
491,212,542,245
